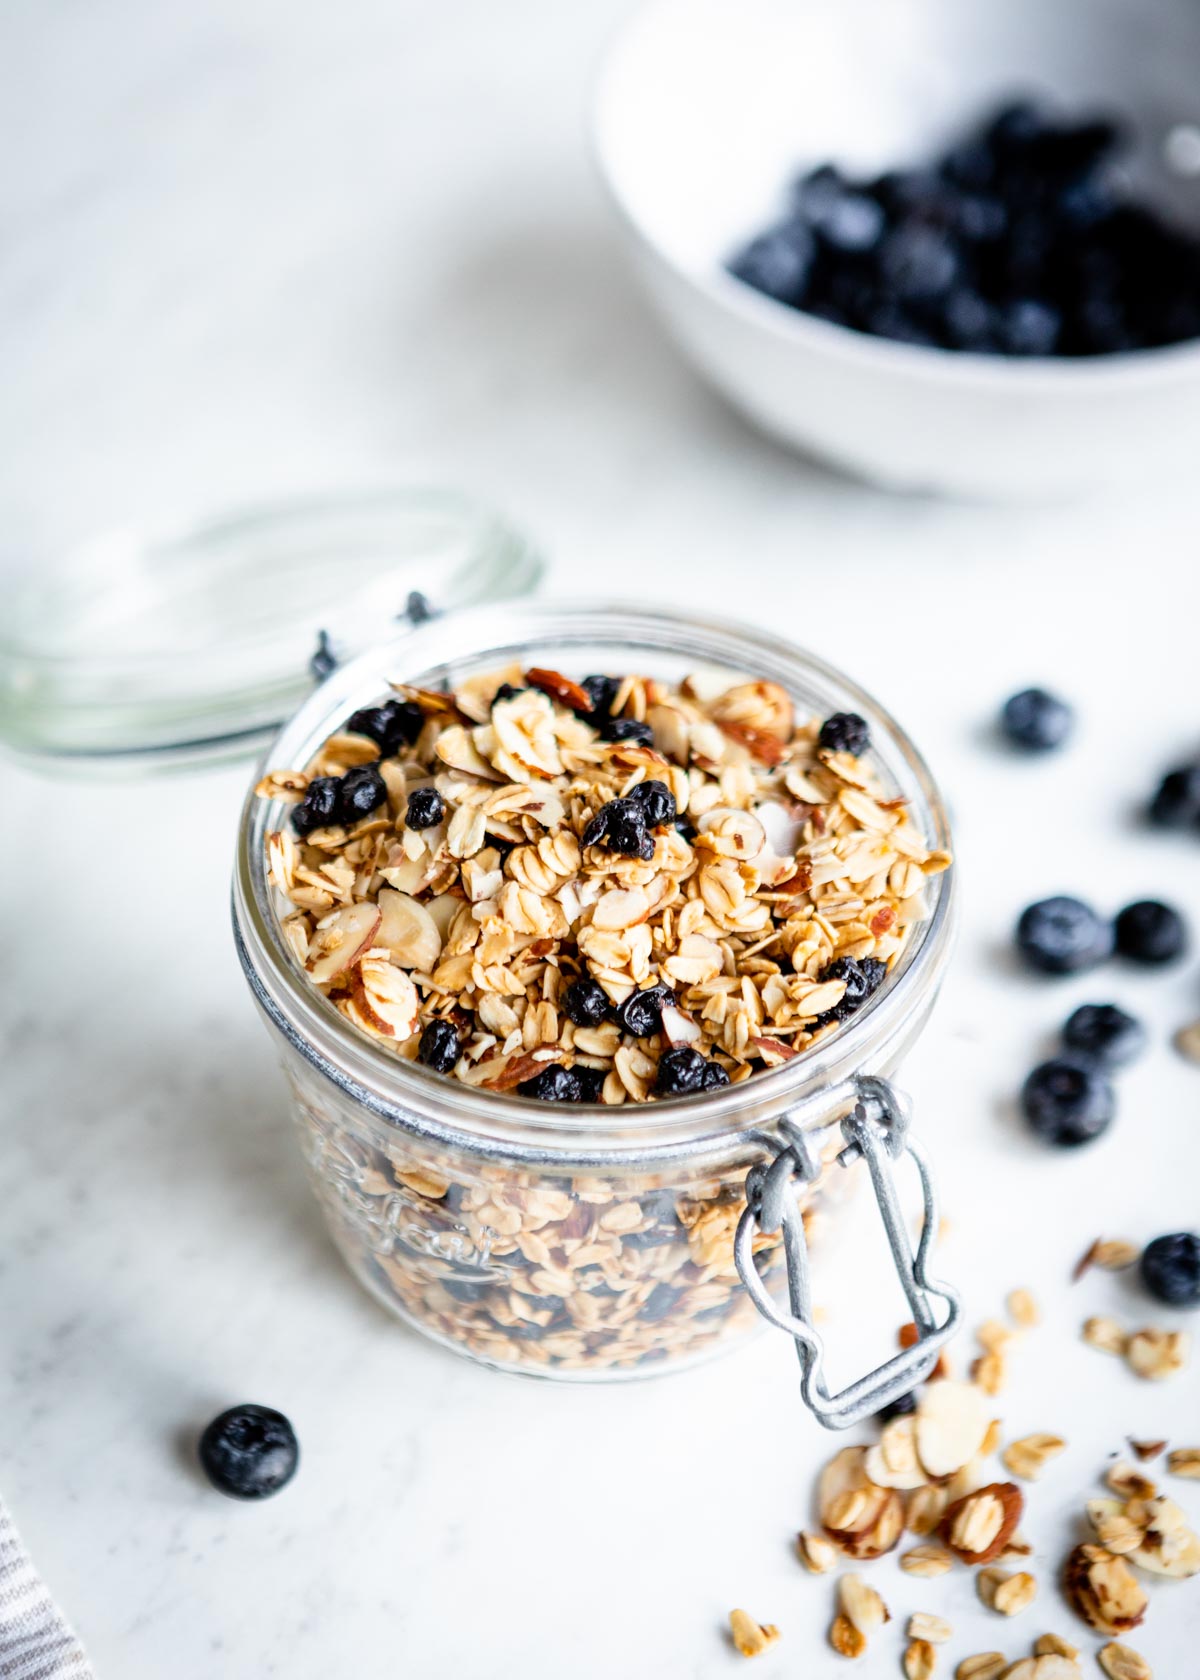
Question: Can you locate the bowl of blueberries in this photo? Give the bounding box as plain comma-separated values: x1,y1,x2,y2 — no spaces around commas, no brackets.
593,0,1200,497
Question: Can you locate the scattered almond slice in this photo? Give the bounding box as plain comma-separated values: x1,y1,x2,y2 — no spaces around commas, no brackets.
1062,1543,1147,1635
916,1380,990,1480
941,1483,1023,1565
1074,1238,1139,1280
1129,1440,1167,1463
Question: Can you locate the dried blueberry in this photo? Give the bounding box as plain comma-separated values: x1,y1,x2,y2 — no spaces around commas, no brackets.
642,1281,682,1323
582,796,654,860
1015,896,1112,975
336,763,387,824
518,1065,582,1103
442,1278,490,1304
817,955,888,1021
1062,1003,1146,1071
418,1019,461,1074
627,779,677,828
406,787,445,829
1140,1232,1200,1307
818,712,870,755
561,978,611,1029
1021,1057,1115,1146
700,1062,731,1091
573,1066,608,1103
198,1404,299,1501
492,682,527,706
1148,764,1200,830
601,718,654,749
654,1047,709,1096
615,984,673,1039
580,674,621,719
345,697,423,755
291,776,342,836
1114,899,1187,965
1000,688,1074,752
874,1389,918,1424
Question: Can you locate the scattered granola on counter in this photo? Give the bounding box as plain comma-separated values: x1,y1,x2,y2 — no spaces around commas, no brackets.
258,666,948,1103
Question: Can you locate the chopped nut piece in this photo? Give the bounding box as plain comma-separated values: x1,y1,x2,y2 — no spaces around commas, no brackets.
1082,1316,1128,1356
1128,1440,1167,1463
829,1612,866,1659
1007,1287,1041,1327
900,1544,954,1577
797,1530,839,1573
1097,1642,1152,1680
1167,1447,1200,1479
728,1608,780,1657
1062,1543,1147,1635
838,1572,890,1636
954,1658,1007,1680
1003,1433,1067,1481
904,1638,937,1680
1126,1327,1189,1381
908,1612,952,1644
941,1482,1024,1565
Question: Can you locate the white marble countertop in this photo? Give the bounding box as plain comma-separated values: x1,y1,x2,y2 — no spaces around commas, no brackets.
2,2,1199,1676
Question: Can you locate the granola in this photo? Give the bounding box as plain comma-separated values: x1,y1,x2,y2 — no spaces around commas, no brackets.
258,667,947,1103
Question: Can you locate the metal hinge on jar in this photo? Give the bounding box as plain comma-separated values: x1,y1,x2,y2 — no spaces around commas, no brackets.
734,1075,959,1430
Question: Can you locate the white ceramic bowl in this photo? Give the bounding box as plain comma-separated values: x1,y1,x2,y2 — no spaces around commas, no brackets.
593,0,1200,498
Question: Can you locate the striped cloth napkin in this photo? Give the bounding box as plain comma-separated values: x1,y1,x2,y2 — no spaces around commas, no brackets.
0,1498,93,1679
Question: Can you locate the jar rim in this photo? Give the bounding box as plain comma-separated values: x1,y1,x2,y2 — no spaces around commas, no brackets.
233,599,956,1165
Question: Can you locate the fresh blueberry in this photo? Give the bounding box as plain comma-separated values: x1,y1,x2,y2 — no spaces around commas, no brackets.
406,787,445,829
417,1019,461,1074
519,1065,582,1103
810,192,885,254
198,1404,299,1500
818,712,870,755
1062,1003,1146,1070
942,288,997,350
1140,1232,1200,1307
1021,1057,1115,1146
582,797,654,860
1000,688,1074,752
654,1047,709,1097
291,776,342,836
1147,764,1200,830
561,978,611,1029
1113,899,1187,965
615,984,673,1039
336,763,387,824
627,779,677,828
1015,896,1112,975
728,224,815,304
874,1389,918,1424
601,718,654,749
881,224,961,300
345,698,423,755
998,298,1062,356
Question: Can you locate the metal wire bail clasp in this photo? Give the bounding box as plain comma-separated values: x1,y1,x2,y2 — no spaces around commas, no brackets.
733,1075,960,1430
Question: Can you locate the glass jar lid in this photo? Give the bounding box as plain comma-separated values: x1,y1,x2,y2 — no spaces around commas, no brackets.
0,488,543,774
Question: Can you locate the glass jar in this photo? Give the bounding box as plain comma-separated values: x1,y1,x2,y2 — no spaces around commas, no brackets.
233,600,956,1388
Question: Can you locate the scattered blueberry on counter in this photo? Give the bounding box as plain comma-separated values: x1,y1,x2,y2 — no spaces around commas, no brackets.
1015,896,1112,976
1000,687,1074,753
1061,1003,1146,1071
1147,761,1200,831
1113,898,1189,966
1021,1057,1115,1147
1140,1232,1200,1307
727,100,1200,356
198,1404,299,1500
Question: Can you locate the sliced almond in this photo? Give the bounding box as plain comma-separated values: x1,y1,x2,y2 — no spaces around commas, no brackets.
590,886,651,931
660,1003,701,1048
865,1416,928,1489
376,889,443,971
1129,1439,1167,1463
819,1447,871,1528
916,1380,990,1480
352,956,420,1039
305,902,382,984
1062,1543,1148,1635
